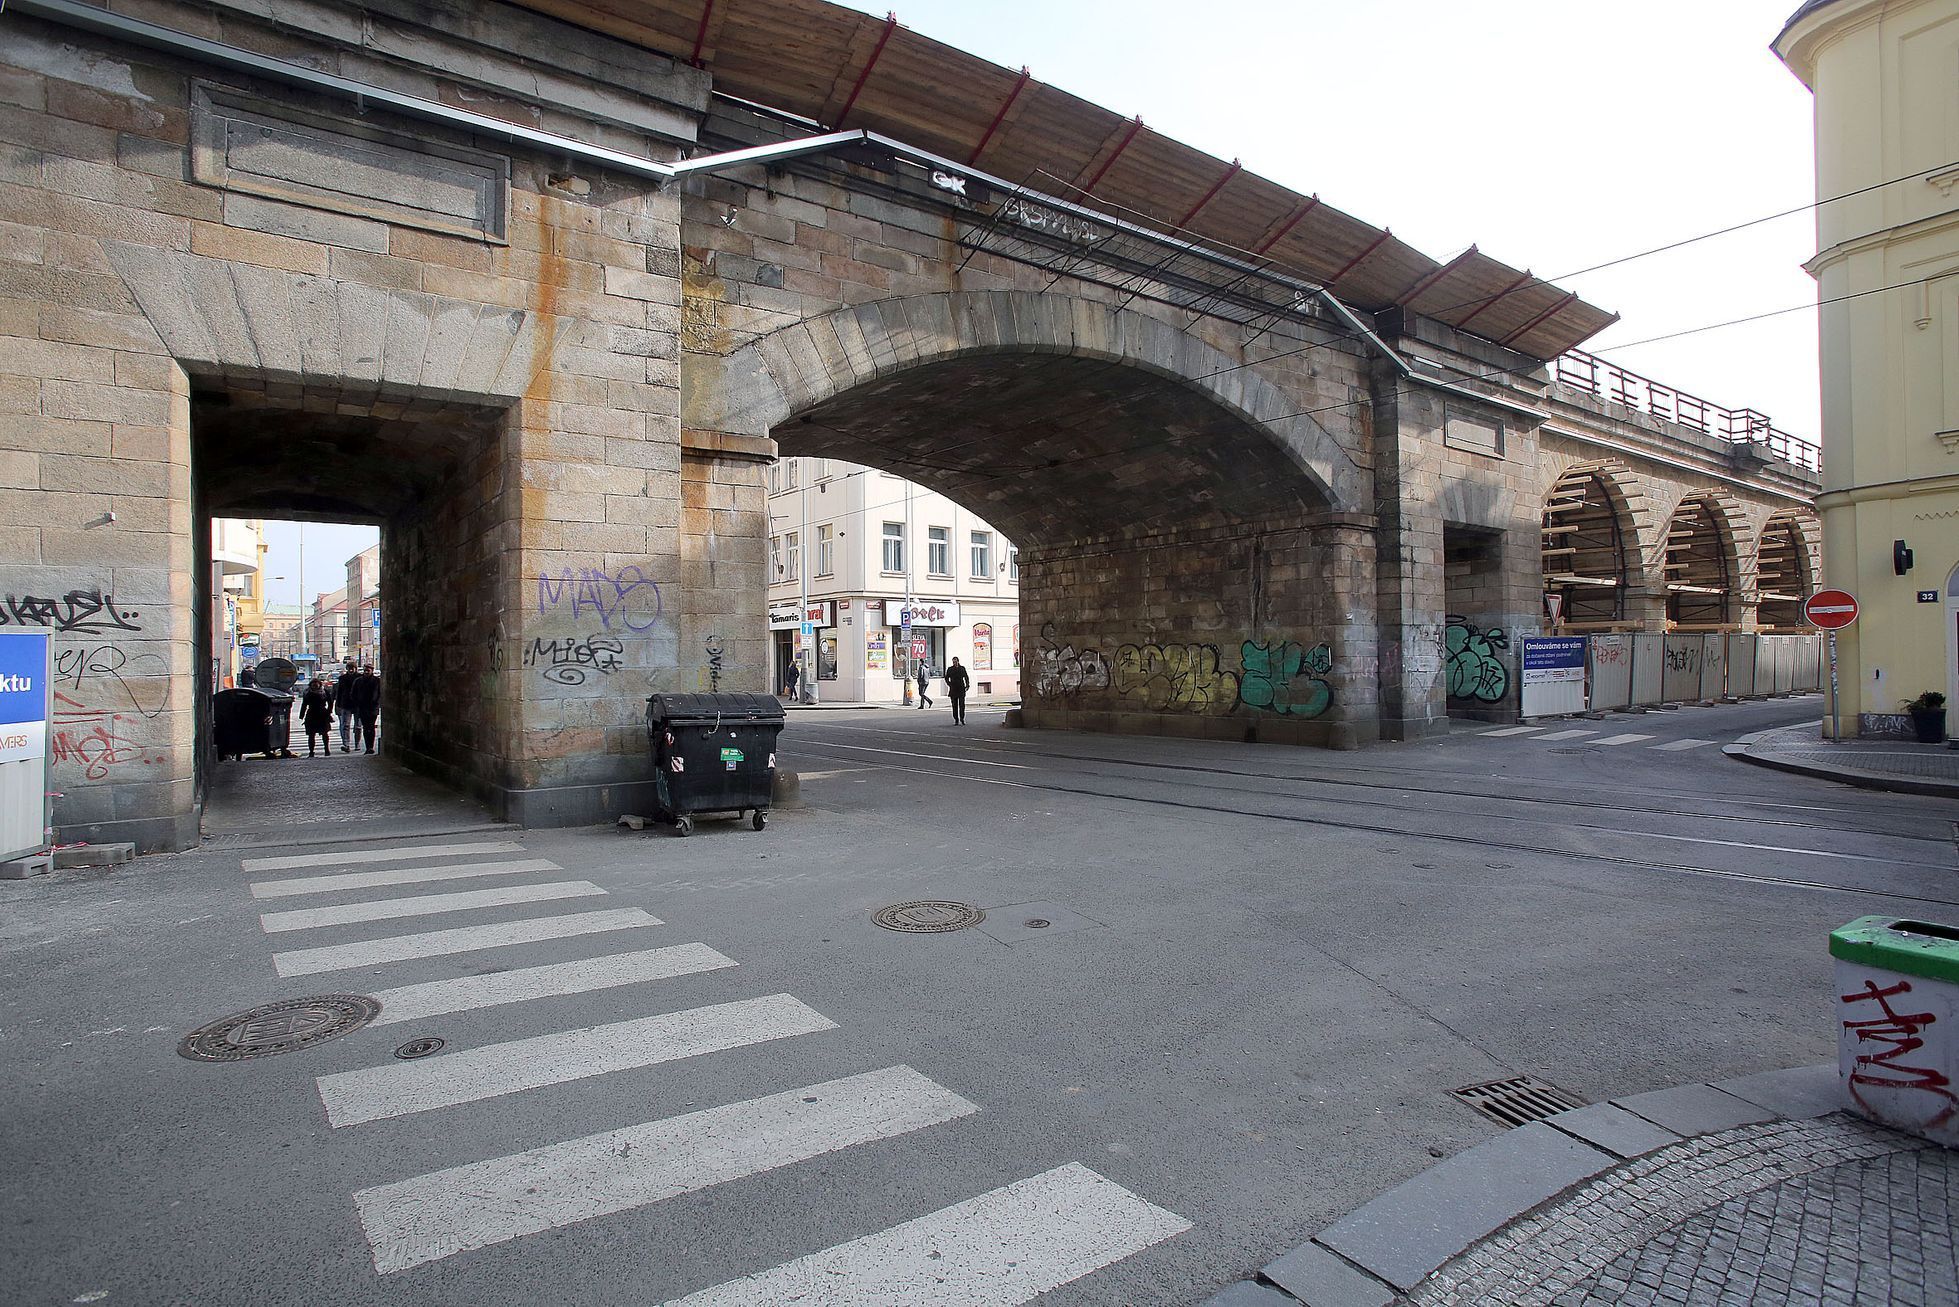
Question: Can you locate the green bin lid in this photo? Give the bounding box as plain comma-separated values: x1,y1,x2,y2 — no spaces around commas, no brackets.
1829,915,1959,987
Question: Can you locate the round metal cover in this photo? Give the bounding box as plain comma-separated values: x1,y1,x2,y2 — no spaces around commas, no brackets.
394,1037,445,1060
177,994,380,1062
872,901,985,933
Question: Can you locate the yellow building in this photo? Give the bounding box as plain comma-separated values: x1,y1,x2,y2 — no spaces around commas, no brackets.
1776,0,1959,737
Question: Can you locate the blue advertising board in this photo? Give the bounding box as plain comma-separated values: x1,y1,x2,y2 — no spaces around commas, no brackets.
1521,637,1586,675
1520,635,1587,718
0,631,51,861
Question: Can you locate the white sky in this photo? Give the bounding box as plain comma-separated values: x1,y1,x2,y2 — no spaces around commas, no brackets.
260,1,1822,603
837,0,1823,438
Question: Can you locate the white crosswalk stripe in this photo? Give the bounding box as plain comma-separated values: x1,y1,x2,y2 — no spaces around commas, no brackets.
1590,733,1655,746
1479,725,1543,737
317,994,837,1127
271,907,662,977
664,1163,1191,1307
258,881,606,934
242,840,523,872
249,857,561,899
1652,737,1716,751
353,1065,979,1274
368,943,737,1026
1531,728,1598,742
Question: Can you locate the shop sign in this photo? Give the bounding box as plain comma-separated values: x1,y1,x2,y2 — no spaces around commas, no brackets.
803,601,835,627
768,602,801,630
899,601,960,628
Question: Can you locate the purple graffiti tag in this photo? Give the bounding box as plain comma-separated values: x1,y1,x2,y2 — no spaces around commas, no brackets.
536,566,664,633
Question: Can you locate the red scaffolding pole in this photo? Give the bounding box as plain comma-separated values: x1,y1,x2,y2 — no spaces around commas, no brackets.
968,66,1032,165
1173,158,1241,230
835,13,899,129
1079,115,1144,196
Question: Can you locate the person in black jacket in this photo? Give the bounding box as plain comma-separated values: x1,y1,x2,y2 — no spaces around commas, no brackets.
944,656,971,724
349,663,382,753
299,678,334,757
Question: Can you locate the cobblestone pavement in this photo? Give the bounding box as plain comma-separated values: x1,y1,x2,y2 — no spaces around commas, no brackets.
1403,1115,1956,1307
201,743,490,837
1737,722,1959,793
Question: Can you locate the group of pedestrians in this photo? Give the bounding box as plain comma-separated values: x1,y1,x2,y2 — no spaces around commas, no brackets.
300,658,380,757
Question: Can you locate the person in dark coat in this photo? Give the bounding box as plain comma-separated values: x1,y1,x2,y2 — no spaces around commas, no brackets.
300,678,334,757
944,656,971,724
349,662,382,753
334,656,358,752
914,659,933,709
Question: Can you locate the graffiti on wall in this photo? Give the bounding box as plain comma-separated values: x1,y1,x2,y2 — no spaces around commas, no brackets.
1034,624,1110,699
1112,642,1239,713
50,691,160,781
522,634,623,686
704,635,725,691
1444,616,1509,703
53,644,167,719
535,565,663,632
1034,626,1336,719
1238,639,1333,718
0,588,143,633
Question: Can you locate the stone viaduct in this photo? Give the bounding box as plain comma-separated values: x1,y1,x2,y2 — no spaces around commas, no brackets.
0,0,1820,850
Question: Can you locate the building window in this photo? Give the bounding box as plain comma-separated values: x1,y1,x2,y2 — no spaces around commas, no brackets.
784,531,800,581
785,458,800,489
970,531,991,578
882,522,905,574
1008,547,1020,584
770,535,783,579
816,524,834,576
815,458,831,481
928,526,950,577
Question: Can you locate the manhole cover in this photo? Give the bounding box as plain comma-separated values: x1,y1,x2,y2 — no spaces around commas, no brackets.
178,994,380,1062
1024,918,1050,929
1452,1075,1586,1128
872,901,985,933
394,1037,445,1060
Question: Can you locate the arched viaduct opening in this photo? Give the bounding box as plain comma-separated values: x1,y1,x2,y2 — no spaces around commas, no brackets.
743,310,1377,748
1754,513,1816,631
1664,493,1742,629
1541,466,1638,629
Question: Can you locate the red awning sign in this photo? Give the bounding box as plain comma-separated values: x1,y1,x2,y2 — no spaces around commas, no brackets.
1803,590,1859,630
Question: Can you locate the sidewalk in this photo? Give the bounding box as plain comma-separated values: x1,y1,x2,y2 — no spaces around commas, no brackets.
1206,1066,1957,1307
1726,721,1959,799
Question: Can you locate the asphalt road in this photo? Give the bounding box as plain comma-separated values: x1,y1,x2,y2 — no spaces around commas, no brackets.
4,695,1952,1306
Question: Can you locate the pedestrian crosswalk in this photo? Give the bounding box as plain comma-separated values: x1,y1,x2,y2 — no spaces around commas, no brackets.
236,836,1188,1299
1475,724,1717,752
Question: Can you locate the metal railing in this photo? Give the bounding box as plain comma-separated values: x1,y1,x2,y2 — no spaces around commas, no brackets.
1553,350,1820,474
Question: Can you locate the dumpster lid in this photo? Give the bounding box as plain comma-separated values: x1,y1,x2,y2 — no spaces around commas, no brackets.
1830,915,1959,987
647,692,785,725
255,656,300,693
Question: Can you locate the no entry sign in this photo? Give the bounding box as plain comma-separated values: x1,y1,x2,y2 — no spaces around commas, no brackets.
1804,590,1859,630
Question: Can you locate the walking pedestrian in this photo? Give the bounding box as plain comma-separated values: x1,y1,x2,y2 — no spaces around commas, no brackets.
300,677,334,757
944,656,970,724
783,660,799,700
350,662,381,753
334,657,357,752
914,659,933,709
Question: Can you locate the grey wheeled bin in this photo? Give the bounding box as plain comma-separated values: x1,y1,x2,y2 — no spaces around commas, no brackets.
646,693,785,836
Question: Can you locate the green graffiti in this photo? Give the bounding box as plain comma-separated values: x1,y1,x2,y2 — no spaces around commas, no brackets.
1445,616,1510,703
1238,639,1333,718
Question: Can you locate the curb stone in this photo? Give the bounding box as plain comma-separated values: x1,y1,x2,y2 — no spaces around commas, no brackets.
1201,1065,1845,1306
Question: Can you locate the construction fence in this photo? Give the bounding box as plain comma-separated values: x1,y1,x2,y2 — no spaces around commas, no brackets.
1523,632,1823,717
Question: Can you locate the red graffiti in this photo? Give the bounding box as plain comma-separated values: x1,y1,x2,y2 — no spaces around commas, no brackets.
51,691,158,781
1840,977,1958,1128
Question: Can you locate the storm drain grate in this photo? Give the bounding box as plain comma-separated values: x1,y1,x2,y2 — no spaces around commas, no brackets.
1451,1076,1587,1128
178,995,380,1062
872,901,985,933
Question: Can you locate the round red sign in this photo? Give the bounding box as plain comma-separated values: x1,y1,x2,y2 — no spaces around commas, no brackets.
1803,589,1859,630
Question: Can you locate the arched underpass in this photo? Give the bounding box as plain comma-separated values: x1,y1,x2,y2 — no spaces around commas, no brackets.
771,350,1374,747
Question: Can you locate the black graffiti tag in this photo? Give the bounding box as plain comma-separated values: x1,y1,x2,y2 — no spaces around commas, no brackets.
0,588,142,634
523,635,624,686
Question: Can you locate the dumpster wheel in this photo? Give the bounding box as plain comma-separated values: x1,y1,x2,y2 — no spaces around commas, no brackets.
673,815,694,837
752,810,767,831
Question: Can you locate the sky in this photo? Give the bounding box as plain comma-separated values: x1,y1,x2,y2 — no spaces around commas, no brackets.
835,0,1824,437
260,1,1822,605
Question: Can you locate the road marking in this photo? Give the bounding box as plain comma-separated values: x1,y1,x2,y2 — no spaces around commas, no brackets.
241,840,524,873
368,943,738,1026
249,857,561,899
353,1065,978,1273
664,1162,1192,1307
1589,733,1654,747
270,908,662,978
1479,726,1544,737
1652,738,1716,751
259,882,606,934
318,993,837,1127
1532,729,1598,742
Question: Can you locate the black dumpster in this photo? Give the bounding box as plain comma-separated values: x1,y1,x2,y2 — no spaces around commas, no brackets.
646,692,785,836
213,687,294,760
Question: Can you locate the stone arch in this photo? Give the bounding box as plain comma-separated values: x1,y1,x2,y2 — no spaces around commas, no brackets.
1753,510,1820,630
693,291,1364,516
1661,489,1751,628
1539,459,1656,628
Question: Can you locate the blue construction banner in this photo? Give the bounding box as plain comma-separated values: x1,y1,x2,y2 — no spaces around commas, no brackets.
1520,635,1587,717
0,630,50,753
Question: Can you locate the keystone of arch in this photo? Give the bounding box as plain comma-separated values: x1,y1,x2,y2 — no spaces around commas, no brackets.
696,291,1364,513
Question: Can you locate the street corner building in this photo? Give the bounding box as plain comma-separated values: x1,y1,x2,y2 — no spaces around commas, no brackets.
1775,0,1959,738
0,0,1827,851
